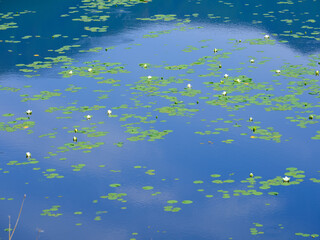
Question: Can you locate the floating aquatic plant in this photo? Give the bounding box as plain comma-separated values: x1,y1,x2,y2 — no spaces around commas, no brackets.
282,176,290,182
26,110,32,115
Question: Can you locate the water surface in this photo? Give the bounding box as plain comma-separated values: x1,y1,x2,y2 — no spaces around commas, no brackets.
0,0,320,239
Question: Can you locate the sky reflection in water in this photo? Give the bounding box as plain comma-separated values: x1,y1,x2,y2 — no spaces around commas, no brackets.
0,1,320,240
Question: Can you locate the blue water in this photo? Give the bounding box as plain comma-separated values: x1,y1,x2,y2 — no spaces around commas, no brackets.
1,0,320,239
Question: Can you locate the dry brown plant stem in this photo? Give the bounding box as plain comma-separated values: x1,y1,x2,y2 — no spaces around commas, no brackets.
8,216,11,240
8,194,26,240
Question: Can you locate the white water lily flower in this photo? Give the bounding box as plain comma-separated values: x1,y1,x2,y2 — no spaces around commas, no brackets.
219,64,222,68
69,70,73,75
26,152,31,158
250,173,254,178
283,176,290,182
143,64,147,68
249,117,253,122
86,115,92,120
73,136,77,142
224,74,229,78
250,59,255,63
147,75,152,79
88,68,92,72
309,115,314,120
26,110,32,115
213,48,218,53
276,70,281,74
235,78,241,83
74,128,78,133
316,70,319,76
264,34,270,39
107,110,112,115
187,83,192,89
222,91,227,96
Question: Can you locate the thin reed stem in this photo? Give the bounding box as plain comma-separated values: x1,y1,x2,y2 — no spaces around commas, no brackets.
8,215,11,240
9,194,26,240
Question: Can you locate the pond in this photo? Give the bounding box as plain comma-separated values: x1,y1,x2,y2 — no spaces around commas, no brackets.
0,0,320,239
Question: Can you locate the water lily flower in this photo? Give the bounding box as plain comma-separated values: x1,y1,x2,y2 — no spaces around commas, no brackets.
74,128,78,133
220,80,224,84
264,34,270,39
69,70,73,75
107,110,112,115
26,110,32,115
214,48,218,53
187,83,192,89
282,176,290,182
250,173,254,178
88,68,92,72
73,136,77,142
316,70,319,76
250,59,255,63
26,152,31,158
86,115,92,120
238,39,241,43
219,64,222,68
249,117,253,122
276,70,281,74
147,75,152,79
222,91,227,96
234,78,241,83
309,115,314,120
143,64,147,68
224,74,229,78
